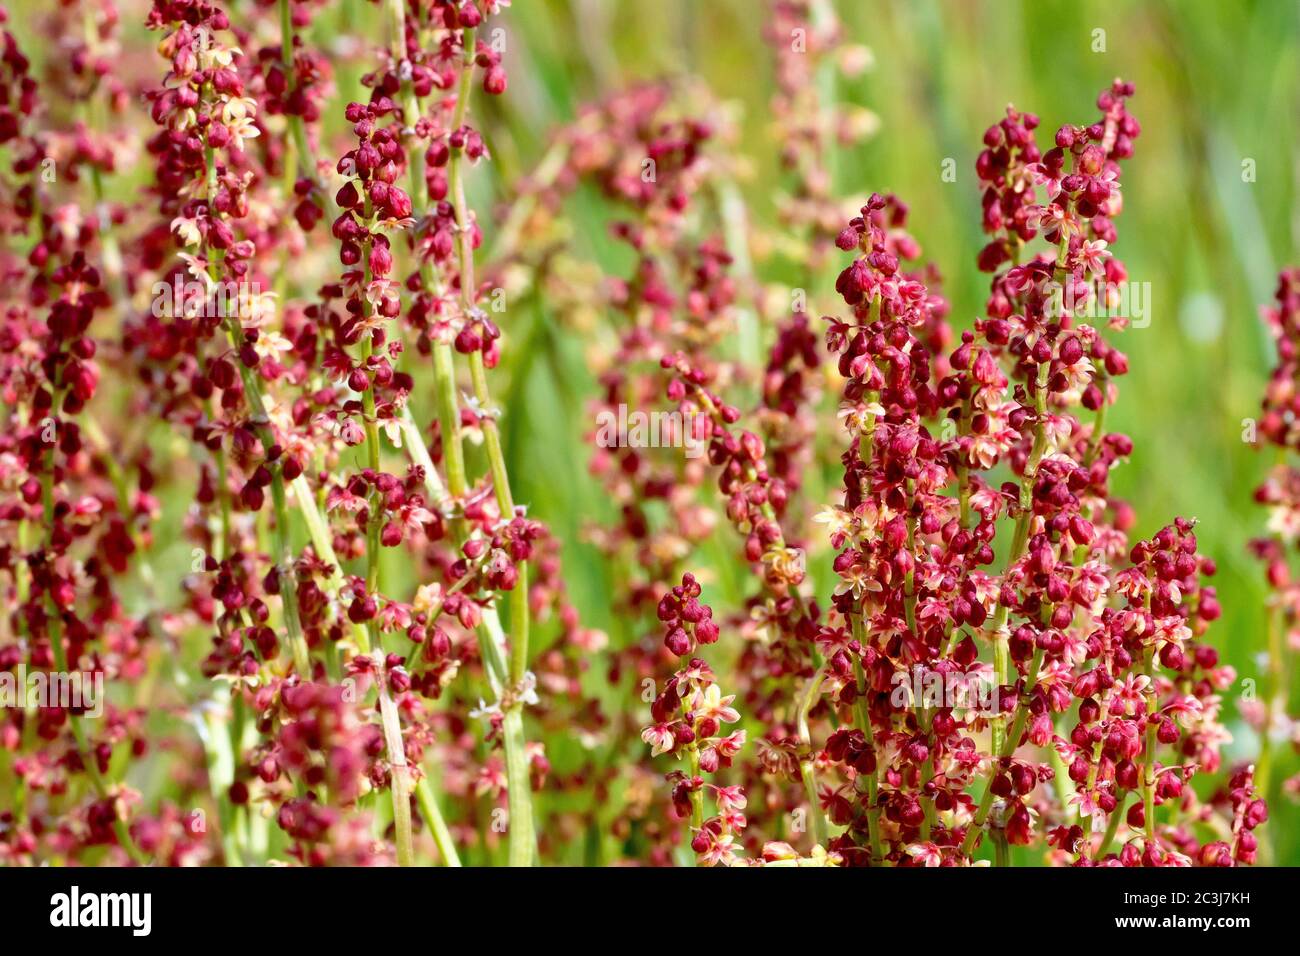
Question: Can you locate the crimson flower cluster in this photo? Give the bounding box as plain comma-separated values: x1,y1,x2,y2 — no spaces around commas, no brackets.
642,574,754,866
608,77,1261,867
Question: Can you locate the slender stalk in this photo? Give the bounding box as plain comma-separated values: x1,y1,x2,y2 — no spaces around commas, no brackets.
992,829,1010,867
408,227,534,864
432,343,469,497
683,682,707,847
444,21,536,867
390,8,469,510
204,111,310,674
373,7,536,868
500,720,537,864
961,645,1045,858
1256,600,1284,797
795,666,829,847
988,361,1051,755
1139,644,1158,845
1082,373,1109,467
287,475,371,652
447,31,526,628
1096,794,1126,859
377,679,414,866
358,325,384,657
415,775,462,866
221,318,310,674
955,399,972,529
850,620,885,864
278,0,331,199
212,420,233,560
42,466,145,862
467,351,531,684
1047,731,1074,816
238,17,426,863
399,406,448,500
919,752,937,840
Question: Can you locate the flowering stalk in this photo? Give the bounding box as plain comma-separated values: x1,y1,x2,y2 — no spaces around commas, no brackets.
376,675,413,866
442,21,532,684
642,574,748,865
449,24,536,869
374,3,536,866
960,644,1045,857
220,318,311,674
988,360,1050,756
277,0,312,180
1248,267,1300,848
795,665,830,847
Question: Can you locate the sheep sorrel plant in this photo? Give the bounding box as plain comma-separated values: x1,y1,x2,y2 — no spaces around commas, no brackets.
0,0,1285,883
624,81,1261,868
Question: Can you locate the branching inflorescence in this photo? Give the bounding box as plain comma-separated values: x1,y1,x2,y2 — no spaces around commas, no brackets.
626,78,1263,866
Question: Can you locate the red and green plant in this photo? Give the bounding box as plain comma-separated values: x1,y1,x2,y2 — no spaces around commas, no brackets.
0,0,1274,867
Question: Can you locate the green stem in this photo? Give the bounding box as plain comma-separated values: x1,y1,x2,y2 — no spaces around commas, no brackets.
467,351,530,684
795,667,829,847
1256,601,1283,797
501,691,537,865
206,108,309,674
1096,794,1126,859
683,674,706,844
221,318,310,674
1083,374,1109,467
988,361,1051,754
992,628,1009,756
920,752,937,840
359,332,385,653
380,11,535,868
955,399,972,530
432,344,468,496
287,474,370,652
961,645,1045,858
445,22,536,866
377,679,414,866
992,829,1010,867
687,744,705,832
279,0,329,194
398,406,448,500
214,426,232,560
850,621,885,864
415,774,462,866
1139,645,1158,845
